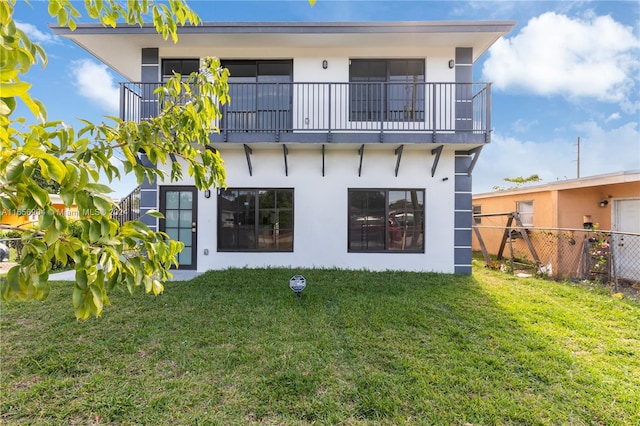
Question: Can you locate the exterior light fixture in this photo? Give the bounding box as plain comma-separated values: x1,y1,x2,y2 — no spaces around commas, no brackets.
204,189,211,198
448,59,455,69
322,59,328,69
599,200,609,207
289,275,306,298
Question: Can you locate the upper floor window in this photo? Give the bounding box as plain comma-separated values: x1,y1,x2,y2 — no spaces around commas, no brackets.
162,58,199,81
221,60,293,131
516,201,534,227
349,59,425,122
348,189,425,252
218,188,294,251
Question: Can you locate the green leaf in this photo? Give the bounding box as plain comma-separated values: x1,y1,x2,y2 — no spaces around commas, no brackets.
40,208,54,229
48,1,60,17
89,220,100,242
0,97,16,115
93,195,113,216
89,285,104,315
85,183,114,194
60,189,75,208
43,224,61,245
76,269,88,290
2,265,22,300
1,81,31,97
27,183,49,208
40,156,67,184
5,154,27,182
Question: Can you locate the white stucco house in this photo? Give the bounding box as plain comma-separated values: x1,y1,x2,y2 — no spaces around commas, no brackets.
52,20,515,273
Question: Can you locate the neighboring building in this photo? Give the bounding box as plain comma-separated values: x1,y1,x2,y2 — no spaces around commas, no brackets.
0,194,79,228
472,171,640,281
52,20,515,273
473,171,640,232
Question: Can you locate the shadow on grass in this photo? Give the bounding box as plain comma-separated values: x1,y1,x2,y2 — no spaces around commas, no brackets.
1,268,638,424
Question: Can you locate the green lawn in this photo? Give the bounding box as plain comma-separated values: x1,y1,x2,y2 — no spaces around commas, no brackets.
1,264,639,425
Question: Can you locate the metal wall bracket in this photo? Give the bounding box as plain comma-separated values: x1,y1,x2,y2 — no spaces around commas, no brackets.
430,145,443,177
243,144,253,176
464,146,483,176
283,144,289,176
394,145,404,177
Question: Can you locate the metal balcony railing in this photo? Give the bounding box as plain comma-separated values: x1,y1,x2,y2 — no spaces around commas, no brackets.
113,186,141,225
121,82,491,143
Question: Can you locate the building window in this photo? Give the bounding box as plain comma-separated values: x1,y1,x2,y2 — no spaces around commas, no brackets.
218,188,294,251
473,205,482,224
349,59,425,122
221,60,293,131
162,58,200,81
516,201,534,227
348,189,424,252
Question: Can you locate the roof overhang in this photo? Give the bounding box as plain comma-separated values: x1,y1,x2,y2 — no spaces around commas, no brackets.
50,20,516,81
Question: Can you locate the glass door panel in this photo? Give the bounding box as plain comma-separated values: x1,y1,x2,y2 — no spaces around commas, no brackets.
160,186,197,269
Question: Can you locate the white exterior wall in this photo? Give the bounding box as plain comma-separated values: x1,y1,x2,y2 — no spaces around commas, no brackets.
157,46,456,83
152,46,461,272
158,145,456,272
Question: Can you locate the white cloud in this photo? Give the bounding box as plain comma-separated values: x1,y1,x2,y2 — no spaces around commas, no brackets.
70,59,120,114
605,112,621,123
511,118,539,133
573,120,640,176
15,21,61,44
473,121,640,193
482,12,640,110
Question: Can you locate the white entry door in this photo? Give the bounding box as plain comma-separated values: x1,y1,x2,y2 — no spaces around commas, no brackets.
612,199,640,281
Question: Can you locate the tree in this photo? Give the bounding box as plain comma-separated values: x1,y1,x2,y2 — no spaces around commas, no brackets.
492,174,542,191
31,165,61,194
0,0,231,319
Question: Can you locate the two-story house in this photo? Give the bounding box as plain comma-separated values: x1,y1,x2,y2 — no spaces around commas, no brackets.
52,21,515,273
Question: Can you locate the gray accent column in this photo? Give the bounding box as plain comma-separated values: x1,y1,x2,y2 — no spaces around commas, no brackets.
141,48,159,119
455,47,473,132
454,151,473,274
140,48,159,230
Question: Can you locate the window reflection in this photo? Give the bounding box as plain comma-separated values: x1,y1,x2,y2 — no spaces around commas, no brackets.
218,188,294,251
348,189,424,252
350,59,425,122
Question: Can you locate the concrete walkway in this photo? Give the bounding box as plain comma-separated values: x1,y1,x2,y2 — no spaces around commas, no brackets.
49,269,203,281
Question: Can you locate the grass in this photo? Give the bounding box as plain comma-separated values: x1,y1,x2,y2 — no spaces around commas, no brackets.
1,263,639,425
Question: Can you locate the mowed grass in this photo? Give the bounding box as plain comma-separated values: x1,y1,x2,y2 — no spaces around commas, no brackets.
1,265,639,425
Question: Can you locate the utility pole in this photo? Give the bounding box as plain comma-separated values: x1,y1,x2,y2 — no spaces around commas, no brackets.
576,137,580,178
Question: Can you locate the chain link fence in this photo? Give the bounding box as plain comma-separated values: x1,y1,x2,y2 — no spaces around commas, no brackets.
473,225,640,293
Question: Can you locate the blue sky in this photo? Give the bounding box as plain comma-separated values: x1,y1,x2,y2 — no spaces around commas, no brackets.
13,0,640,197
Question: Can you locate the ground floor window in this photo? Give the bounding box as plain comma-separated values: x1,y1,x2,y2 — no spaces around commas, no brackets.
348,189,425,252
516,200,534,227
218,188,294,251
473,205,482,224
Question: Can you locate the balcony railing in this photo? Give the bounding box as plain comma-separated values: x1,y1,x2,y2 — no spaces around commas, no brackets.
113,186,141,225
121,82,491,144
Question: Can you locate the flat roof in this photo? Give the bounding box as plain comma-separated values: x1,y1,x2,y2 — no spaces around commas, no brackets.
50,20,516,81
51,20,517,35
474,170,640,198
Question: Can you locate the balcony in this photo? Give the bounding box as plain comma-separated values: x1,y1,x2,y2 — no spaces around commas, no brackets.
120,82,491,145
